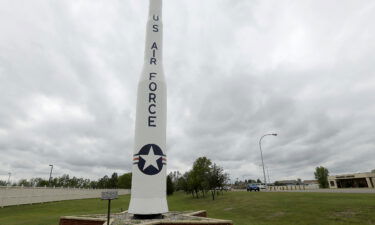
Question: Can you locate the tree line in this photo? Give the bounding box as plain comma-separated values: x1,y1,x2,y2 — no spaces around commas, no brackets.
1,156,229,201
1,172,133,189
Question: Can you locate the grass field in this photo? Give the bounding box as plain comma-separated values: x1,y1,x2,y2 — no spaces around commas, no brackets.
0,191,374,225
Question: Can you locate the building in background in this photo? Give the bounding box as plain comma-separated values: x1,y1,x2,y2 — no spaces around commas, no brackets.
328,172,375,188
274,180,299,186
303,180,319,188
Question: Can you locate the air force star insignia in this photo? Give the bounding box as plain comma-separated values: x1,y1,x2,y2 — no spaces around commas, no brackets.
133,144,166,175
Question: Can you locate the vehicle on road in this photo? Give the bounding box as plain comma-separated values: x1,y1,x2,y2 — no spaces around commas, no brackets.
247,184,260,192
215,186,232,191
258,183,266,189
223,186,232,191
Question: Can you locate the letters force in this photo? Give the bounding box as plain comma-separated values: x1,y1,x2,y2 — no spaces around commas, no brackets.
147,14,159,127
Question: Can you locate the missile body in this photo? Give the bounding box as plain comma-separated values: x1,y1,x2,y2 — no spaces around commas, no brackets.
128,0,168,215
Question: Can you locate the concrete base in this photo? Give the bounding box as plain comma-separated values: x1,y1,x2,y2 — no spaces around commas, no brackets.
59,210,233,225
60,216,107,225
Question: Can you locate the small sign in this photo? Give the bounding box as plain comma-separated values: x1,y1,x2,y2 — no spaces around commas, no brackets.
101,191,118,200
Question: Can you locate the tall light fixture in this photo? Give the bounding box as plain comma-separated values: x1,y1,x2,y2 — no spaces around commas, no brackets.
259,133,277,187
49,164,53,186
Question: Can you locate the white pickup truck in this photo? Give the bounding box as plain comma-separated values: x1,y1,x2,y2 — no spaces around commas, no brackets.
256,183,266,189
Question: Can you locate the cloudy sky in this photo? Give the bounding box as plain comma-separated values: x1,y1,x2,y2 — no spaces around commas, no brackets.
1,0,375,183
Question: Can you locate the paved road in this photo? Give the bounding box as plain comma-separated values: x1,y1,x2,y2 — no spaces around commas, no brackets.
268,188,375,193
235,188,375,193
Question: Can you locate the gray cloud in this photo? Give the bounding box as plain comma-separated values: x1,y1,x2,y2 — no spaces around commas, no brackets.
0,0,374,183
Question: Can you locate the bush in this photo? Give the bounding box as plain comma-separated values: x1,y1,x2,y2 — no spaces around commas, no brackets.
167,175,174,195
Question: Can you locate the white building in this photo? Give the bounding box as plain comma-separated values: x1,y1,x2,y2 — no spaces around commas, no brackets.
328,172,375,188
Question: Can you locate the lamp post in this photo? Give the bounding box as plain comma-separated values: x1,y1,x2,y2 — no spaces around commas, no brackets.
49,165,53,186
266,166,271,184
259,133,277,188
7,172,11,186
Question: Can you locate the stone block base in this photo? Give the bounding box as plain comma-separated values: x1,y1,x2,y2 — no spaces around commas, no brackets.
59,210,233,225
59,216,107,225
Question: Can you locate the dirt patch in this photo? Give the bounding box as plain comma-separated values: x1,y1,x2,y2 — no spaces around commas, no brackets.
268,212,285,218
332,210,357,218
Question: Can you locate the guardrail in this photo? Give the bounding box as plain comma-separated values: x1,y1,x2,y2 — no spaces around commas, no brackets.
268,185,319,191
0,186,130,207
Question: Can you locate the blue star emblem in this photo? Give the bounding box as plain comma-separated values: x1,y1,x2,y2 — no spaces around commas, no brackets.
133,144,166,175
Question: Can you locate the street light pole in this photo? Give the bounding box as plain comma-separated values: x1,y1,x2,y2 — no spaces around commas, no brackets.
266,166,271,184
49,165,53,186
259,133,277,188
7,172,11,186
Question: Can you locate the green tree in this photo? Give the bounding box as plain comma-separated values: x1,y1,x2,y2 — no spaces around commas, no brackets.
190,157,212,198
0,180,7,186
256,178,262,183
50,177,58,187
18,179,31,187
177,172,190,194
178,157,229,199
314,166,329,188
166,175,175,195
371,169,375,173
90,180,98,188
69,176,79,187
168,171,181,190
97,175,110,188
79,178,91,188
58,174,71,187
109,172,118,188
118,173,132,189
30,178,48,187
207,163,228,200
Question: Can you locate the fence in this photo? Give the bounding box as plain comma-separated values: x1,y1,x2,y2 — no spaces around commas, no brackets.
0,186,130,207
268,184,319,191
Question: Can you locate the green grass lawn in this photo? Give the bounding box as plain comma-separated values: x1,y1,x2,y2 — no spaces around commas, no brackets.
0,191,374,225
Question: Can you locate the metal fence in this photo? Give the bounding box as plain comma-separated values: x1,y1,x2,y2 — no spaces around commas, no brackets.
0,186,130,207
268,184,319,191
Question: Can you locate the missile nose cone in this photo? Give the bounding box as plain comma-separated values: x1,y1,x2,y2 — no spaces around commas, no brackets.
149,0,162,17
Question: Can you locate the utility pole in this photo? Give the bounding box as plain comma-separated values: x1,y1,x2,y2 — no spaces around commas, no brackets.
7,172,11,186
49,165,53,186
266,167,271,184
259,133,277,187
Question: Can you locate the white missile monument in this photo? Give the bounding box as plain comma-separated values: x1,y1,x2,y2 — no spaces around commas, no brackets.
59,0,235,223
128,0,168,217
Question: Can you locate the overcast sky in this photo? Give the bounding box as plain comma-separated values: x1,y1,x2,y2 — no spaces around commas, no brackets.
1,0,374,183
